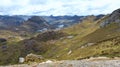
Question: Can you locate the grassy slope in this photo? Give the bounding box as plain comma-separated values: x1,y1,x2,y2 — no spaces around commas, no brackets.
0,15,120,65
0,30,34,65
43,20,120,60
43,20,99,58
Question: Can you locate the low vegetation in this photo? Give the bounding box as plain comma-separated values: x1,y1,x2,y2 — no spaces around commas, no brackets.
0,9,120,65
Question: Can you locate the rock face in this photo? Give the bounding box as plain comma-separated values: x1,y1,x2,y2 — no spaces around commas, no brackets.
100,8,120,27
108,8,120,23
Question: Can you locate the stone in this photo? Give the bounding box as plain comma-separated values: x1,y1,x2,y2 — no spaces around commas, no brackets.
45,60,53,63
25,53,44,62
67,50,72,55
19,57,25,63
67,36,74,39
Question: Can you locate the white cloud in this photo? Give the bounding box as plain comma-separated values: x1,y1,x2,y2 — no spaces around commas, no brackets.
0,0,119,15
0,0,12,7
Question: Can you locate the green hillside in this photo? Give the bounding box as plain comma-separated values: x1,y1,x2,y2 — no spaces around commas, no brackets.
0,9,120,65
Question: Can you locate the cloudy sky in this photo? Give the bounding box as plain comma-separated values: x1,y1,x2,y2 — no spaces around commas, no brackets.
0,0,119,16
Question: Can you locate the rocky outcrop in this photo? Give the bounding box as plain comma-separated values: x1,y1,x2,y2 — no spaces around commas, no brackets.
36,31,66,42
100,8,120,27
25,53,44,62
0,38,7,43
108,8,120,23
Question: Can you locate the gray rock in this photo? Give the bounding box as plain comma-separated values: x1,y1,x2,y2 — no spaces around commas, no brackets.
67,36,74,39
100,8,120,27
25,53,44,62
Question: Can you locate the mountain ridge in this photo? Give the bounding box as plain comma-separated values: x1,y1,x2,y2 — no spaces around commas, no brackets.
0,9,120,65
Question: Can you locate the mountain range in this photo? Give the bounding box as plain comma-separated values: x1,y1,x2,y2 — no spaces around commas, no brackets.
0,8,119,65
0,15,104,32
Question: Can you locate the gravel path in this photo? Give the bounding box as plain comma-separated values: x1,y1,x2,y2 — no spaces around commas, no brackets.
38,60,120,67
0,60,120,67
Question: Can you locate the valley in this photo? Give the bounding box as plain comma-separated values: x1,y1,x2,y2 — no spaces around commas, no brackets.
0,8,120,67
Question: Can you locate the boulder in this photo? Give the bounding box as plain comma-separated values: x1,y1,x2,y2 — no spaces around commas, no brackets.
25,53,44,62
0,38,7,43
67,36,74,39
19,57,25,63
